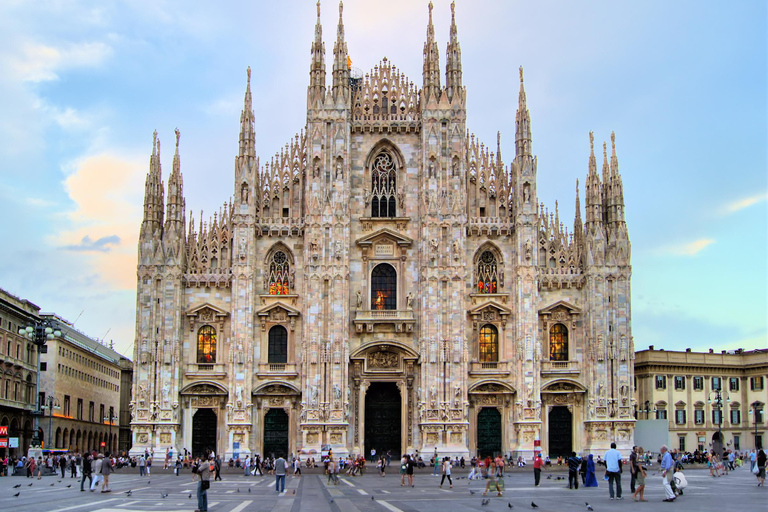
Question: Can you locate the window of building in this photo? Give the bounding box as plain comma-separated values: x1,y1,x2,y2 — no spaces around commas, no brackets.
712,409,722,425
656,408,667,420
549,324,568,361
694,409,705,425
39,392,45,409
656,375,667,390
77,399,83,420
675,409,686,424
751,377,764,391
729,377,739,391
478,324,499,363
89,402,94,422
63,395,70,417
197,325,217,363
40,362,47,371
268,325,288,364
693,377,703,390
370,151,397,218
754,405,764,424
674,376,685,390
734,435,740,450
678,436,686,452
712,377,721,391
730,409,740,425
268,250,291,295
371,263,397,310
99,404,104,423
476,251,499,294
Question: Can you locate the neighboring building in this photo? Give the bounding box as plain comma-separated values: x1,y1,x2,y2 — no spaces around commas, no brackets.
0,288,41,458
131,2,634,459
634,347,768,453
118,357,134,453
39,314,131,454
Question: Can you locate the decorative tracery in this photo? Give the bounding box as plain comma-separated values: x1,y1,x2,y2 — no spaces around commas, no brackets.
477,250,499,293
268,251,291,295
371,151,397,218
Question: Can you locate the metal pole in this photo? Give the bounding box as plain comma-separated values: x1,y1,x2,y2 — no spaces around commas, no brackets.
48,398,54,450
32,343,42,447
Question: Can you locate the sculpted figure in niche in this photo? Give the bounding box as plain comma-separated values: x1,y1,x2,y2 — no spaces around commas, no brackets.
356,290,363,308
452,240,460,260
406,292,414,309
363,187,371,206
335,161,343,179
523,183,531,203
333,384,342,400
241,184,249,204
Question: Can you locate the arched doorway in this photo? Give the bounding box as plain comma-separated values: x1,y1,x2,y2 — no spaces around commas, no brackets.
192,409,217,458
548,406,572,458
477,408,502,457
263,409,289,458
712,431,724,456
365,382,401,458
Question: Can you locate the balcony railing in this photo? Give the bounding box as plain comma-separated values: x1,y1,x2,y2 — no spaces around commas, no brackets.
541,360,579,374
256,363,298,378
469,361,510,376
185,363,227,378
353,309,415,333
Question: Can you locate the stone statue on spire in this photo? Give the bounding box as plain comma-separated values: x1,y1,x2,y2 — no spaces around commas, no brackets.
175,127,180,148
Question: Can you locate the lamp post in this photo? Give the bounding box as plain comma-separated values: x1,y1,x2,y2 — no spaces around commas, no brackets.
43,396,60,449
19,319,63,448
103,408,115,454
640,400,656,419
749,403,763,450
708,388,730,456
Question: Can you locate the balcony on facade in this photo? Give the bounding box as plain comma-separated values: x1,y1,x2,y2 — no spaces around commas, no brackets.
353,309,415,333
467,217,513,237
541,360,580,375
184,363,227,379
256,362,299,379
468,361,510,377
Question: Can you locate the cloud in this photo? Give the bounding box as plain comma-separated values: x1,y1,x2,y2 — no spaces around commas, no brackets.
658,238,715,257
63,234,121,252
10,41,113,82
721,192,768,215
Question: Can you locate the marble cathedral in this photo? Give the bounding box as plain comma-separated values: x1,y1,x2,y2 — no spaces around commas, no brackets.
130,2,634,460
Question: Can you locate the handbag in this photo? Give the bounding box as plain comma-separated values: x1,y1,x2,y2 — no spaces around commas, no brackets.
752,464,760,475
201,479,210,490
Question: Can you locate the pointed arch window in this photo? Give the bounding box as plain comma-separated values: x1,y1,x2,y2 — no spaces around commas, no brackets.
479,324,499,362
268,325,288,364
477,250,499,293
268,250,291,295
197,325,217,364
549,323,568,361
371,151,397,218
371,263,397,310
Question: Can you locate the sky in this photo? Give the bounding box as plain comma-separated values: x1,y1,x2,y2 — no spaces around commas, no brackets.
0,0,765,360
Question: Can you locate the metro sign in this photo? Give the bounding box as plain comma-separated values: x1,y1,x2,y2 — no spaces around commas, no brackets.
0,426,8,436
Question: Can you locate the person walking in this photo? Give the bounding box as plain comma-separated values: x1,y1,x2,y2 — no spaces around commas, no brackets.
400,454,408,486
660,445,676,502
567,452,581,489
632,461,647,501
80,453,92,492
214,456,222,481
194,456,212,512
439,456,453,488
146,454,152,476
370,448,376,463
253,455,263,476
138,455,146,476
629,445,638,493
90,454,104,492
756,449,766,487
533,453,545,486
604,442,623,500
101,453,113,493
406,453,415,487
584,454,598,487
274,454,287,493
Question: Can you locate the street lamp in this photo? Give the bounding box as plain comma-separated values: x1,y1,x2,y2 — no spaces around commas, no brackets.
19,319,63,448
103,408,115,454
42,396,60,450
748,403,763,450
708,388,730,456
639,400,657,419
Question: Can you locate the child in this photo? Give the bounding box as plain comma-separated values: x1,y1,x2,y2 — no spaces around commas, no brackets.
632,464,647,502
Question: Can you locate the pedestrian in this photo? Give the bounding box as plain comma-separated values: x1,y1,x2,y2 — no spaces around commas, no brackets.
80,453,92,492
370,447,376,463
584,453,598,487
629,445,638,493
378,455,386,477
146,454,152,476
580,455,588,485
253,455,263,476
406,453,415,487
193,456,212,512
175,456,182,476
439,456,453,488
138,455,146,476
101,452,112,493
567,452,581,489
534,453,546,486
433,454,440,476
756,449,766,487
660,444,676,502
274,454,287,493
632,460,647,502
604,442,623,500
400,454,408,486
90,454,104,492
327,457,337,484
294,456,302,476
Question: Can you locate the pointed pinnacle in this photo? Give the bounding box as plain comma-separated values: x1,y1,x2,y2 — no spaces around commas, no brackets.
317,0,320,18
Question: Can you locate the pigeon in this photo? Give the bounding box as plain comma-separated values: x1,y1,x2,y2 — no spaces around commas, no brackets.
58,480,62,482
509,504,514,509
531,502,539,509
13,484,21,488
371,496,375,500
482,499,490,506
470,490,477,495
147,481,151,484
248,488,251,493
13,492,20,497
546,474,552,479
189,493,192,499
28,483,33,487
586,504,594,511
161,492,168,498
66,484,72,488
237,488,240,492
50,483,55,486
329,498,334,503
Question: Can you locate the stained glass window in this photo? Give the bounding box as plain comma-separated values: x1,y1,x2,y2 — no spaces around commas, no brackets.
371,151,397,218
268,250,291,295
197,325,217,364
549,324,568,361
477,251,498,294
268,325,288,364
371,263,397,310
479,324,498,362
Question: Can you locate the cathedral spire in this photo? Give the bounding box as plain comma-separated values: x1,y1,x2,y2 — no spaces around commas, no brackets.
574,178,583,245
515,66,531,157
422,1,441,102
585,131,603,224
239,67,256,159
445,1,462,103
496,131,502,167
165,128,185,235
308,1,326,105
331,1,349,101
609,131,625,223
142,130,165,236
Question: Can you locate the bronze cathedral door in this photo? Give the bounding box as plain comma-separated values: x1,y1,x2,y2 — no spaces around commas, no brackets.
364,382,401,457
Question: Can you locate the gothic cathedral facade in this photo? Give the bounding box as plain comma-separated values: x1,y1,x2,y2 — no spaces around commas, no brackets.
130,2,634,460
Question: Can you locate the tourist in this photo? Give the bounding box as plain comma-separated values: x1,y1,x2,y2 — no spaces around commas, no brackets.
371,447,376,463
439,456,453,488
632,459,647,502
90,454,104,492
378,455,386,477
579,455,588,485
406,453,415,487
294,456,302,476
468,457,478,481
400,454,408,486
584,454,598,487
274,454,287,493
101,452,113,493
138,455,146,476
80,453,92,492
567,452,581,489
660,444,675,502
756,449,766,487
193,456,212,512
146,453,152,476
175,456,182,476
533,453,544,486
629,445,638,493
604,442,623,500
433,454,440,476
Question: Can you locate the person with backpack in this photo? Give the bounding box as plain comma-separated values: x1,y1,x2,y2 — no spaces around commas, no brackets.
439,456,453,488
193,455,212,512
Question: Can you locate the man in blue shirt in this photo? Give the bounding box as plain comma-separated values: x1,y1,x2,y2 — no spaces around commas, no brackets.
604,442,623,500
660,445,675,502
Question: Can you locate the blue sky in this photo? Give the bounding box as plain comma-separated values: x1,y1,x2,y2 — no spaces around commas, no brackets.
0,0,765,358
